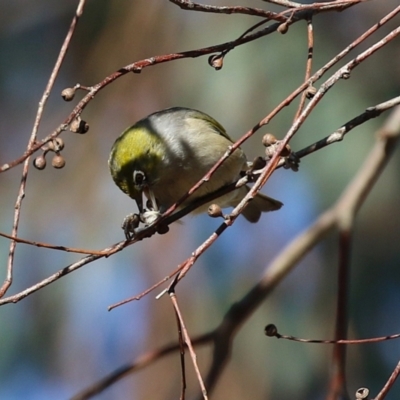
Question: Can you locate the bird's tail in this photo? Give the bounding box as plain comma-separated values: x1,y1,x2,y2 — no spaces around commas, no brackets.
233,186,282,223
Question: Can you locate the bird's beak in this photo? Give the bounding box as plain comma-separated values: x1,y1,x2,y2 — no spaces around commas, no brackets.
143,186,159,211
133,191,144,214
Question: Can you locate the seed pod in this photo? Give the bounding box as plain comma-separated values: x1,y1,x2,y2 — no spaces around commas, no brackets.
208,204,223,218
208,54,224,70
355,388,369,399
53,137,64,152
277,22,289,34
52,154,65,169
262,133,277,147
77,120,89,134
70,118,89,134
33,155,46,170
47,137,65,152
61,87,76,101
264,324,278,337
305,85,317,99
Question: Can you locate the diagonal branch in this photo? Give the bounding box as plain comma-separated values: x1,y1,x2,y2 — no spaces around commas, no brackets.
70,106,400,399
200,106,400,397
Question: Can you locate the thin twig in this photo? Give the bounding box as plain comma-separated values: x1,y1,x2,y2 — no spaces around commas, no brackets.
278,0,366,14
0,232,108,255
172,301,187,400
293,17,314,121
325,227,351,400
170,0,364,18
0,0,87,299
262,0,301,7
267,328,400,345
293,96,400,160
374,360,400,400
169,0,286,21
0,242,126,306
169,291,208,400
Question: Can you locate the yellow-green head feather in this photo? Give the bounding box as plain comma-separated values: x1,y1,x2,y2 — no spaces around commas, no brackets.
109,120,164,199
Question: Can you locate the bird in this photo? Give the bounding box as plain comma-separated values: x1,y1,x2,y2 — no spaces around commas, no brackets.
109,107,282,232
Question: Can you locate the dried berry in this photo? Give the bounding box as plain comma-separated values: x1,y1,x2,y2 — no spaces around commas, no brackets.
208,54,224,70
47,137,64,152
305,85,317,99
277,22,289,34
208,204,223,218
70,118,89,134
264,324,278,337
52,154,65,169
355,388,369,399
61,87,76,101
33,155,46,170
262,133,277,147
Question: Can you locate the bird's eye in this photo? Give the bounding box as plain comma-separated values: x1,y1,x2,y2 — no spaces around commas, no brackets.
133,170,146,187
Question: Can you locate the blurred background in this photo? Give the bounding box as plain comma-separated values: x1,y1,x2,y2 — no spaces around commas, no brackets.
0,1,400,399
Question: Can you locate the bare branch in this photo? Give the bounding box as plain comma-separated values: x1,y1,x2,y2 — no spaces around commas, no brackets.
374,360,400,400
169,0,286,21
169,291,208,399
202,106,400,397
0,0,87,298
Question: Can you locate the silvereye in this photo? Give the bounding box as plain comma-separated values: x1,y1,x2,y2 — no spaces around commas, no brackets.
109,107,282,228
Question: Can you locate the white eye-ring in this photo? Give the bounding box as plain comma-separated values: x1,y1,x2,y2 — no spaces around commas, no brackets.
133,170,146,188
